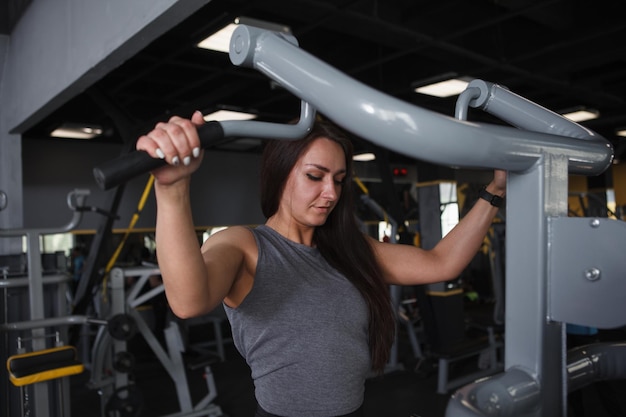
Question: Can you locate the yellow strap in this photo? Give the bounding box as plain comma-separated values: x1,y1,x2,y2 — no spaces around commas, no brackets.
105,174,155,274
353,174,369,195
102,174,155,301
352,174,391,232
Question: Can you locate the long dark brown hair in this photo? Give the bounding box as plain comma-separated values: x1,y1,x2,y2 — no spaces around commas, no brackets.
260,119,395,373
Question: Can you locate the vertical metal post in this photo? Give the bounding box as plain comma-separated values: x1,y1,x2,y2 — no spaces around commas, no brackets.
55,270,72,417
26,233,44,324
1,267,6,417
505,153,569,416
25,232,50,417
387,284,402,372
109,268,129,393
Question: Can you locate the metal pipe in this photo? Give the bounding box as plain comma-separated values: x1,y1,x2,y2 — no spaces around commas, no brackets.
445,343,626,416
0,189,90,237
466,80,597,140
0,315,107,332
455,87,481,121
221,99,316,140
229,25,613,175
567,342,626,393
0,274,70,288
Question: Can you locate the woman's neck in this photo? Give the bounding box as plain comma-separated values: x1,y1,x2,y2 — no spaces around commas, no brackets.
265,216,316,247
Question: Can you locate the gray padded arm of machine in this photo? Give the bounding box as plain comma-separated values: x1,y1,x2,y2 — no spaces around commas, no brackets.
228,24,613,175
445,367,541,417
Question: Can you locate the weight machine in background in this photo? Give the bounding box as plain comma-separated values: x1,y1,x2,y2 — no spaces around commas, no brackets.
94,25,623,416
88,265,226,417
0,188,226,417
355,184,423,373
0,190,99,417
0,22,615,417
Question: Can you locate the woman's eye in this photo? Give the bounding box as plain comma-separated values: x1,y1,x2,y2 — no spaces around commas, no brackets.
306,173,322,181
334,179,345,186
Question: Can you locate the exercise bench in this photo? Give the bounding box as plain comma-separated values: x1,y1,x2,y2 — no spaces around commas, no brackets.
7,345,84,387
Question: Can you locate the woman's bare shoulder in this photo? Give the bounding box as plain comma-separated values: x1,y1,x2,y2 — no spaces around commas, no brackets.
219,225,255,238
209,225,259,307
203,225,257,250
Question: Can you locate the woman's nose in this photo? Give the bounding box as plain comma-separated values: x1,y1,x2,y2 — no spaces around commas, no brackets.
321,179,338,200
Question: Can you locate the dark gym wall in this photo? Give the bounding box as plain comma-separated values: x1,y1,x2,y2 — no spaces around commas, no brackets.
21,138,265,231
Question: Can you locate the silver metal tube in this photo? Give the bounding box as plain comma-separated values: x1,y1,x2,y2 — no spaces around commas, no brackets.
221,100,316,140
229,25,613,175
466,80,596,140
567,342,626,392
0,315,107,331
445,367,541,417
455,87,481,121
0,189,89,237
0,273,70,288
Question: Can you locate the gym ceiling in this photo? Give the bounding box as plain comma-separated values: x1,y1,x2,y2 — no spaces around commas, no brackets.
4,0,626,164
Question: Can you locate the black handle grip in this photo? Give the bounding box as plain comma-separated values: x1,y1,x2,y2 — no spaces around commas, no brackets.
93,122,225,190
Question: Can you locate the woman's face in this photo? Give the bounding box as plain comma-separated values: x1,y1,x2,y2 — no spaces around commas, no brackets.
278,137,347,227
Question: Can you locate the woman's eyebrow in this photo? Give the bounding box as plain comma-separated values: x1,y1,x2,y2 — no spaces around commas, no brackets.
305,163,346,175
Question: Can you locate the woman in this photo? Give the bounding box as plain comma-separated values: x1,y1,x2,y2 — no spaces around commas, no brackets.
136,111,506,417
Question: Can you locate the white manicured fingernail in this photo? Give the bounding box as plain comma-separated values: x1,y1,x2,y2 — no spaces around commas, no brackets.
192,147,200,158
183,156,191,166
172,156,180,166
156,148,165,159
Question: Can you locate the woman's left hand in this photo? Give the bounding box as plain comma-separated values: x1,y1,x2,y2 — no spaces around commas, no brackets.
490,169,507,196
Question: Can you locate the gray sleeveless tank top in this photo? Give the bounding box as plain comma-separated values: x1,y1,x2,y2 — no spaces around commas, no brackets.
224,225,371,417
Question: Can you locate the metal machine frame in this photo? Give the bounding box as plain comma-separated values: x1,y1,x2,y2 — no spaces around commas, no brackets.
9,23,623,417
225,25,618,417
0,190,94,417
88,265,225,417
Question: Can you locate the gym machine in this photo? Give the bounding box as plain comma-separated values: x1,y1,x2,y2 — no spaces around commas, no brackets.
357,191,420,373
88,265,226,417
0,189,99,417
93,25,623,416
0,189,226,417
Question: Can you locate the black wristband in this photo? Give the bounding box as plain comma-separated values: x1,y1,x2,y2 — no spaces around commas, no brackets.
479,186,504,208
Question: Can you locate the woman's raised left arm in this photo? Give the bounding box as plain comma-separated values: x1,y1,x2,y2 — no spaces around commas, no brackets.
372,170,506,286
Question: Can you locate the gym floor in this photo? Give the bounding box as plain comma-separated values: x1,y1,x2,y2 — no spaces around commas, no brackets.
68,325,626,417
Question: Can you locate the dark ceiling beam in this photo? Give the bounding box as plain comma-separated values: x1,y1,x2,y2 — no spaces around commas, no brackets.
222,0,619,119
107,4,254,96
277,0,623,109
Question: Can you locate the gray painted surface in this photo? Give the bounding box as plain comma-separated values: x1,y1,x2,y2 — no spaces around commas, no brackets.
0,0,210,250
21,138,265,231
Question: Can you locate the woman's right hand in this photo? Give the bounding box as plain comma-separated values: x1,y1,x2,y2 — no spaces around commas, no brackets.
136,110,205,185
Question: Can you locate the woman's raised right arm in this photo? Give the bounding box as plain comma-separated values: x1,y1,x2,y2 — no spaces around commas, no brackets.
136,112,242,317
